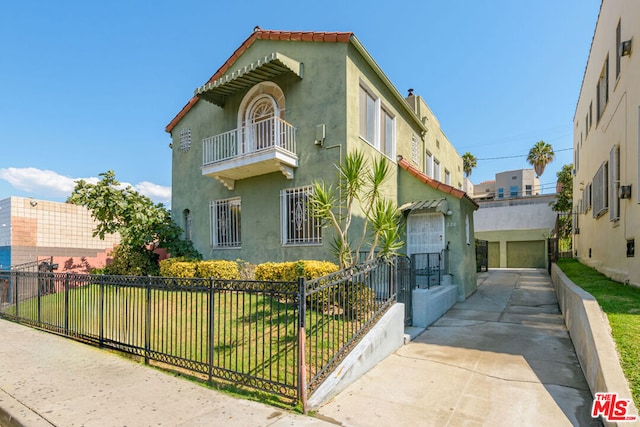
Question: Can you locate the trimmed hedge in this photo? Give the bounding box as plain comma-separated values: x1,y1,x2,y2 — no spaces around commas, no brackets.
159,259,239,280
254,260,339,282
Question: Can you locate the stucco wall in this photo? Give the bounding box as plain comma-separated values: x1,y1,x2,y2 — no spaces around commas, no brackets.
474,197,555,269
573,0,640,287
397,168,478,299
171,40,351,264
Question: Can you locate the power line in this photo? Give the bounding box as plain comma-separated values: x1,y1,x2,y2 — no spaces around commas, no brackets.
477,147,572,161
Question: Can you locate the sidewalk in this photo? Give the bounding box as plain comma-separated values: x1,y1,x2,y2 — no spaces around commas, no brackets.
0,269,601,426
317,269,601,426
0,319,331,427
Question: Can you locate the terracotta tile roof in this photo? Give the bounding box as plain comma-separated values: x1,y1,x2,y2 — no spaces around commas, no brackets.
398,156,479,209
165,28,354,134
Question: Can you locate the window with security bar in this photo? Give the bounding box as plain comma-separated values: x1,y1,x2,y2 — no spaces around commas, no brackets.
281,186,322,245
210,198,241,248
592,161,609,219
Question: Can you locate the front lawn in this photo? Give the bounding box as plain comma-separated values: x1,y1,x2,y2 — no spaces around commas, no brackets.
556,258,640,407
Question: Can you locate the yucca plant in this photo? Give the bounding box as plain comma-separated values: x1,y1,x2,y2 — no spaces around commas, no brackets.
309,150,403,268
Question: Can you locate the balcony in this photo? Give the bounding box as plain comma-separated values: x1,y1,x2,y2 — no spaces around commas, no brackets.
202,117,298,190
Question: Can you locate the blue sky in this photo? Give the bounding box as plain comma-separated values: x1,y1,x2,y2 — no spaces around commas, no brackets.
0,1,601,206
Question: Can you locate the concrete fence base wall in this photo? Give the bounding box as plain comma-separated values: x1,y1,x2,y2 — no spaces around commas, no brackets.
551,264,639,427
411,284,458,328
308,303,405,409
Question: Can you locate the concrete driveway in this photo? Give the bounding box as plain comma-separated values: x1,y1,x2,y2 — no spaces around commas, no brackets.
316,269,602,426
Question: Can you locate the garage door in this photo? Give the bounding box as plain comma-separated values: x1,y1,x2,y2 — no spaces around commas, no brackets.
507,241,546,268
488,242,500,268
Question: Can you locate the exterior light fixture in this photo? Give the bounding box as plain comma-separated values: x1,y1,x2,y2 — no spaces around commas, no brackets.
619,185,632,199
620,39,632,57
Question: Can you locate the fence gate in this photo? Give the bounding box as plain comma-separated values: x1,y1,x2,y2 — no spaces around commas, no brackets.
476,240,488,272
395,256,412,326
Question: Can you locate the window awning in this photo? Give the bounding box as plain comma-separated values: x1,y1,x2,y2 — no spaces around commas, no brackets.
195,52,303,107
400,198,449,214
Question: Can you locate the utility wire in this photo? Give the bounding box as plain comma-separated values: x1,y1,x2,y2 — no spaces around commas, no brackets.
477,147,572,161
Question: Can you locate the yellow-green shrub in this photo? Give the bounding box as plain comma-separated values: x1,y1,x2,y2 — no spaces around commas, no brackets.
254,260,339,282
254,262,297,282
159,260,197,278
159,259,240,280
196,260,239,280
296,260,339,279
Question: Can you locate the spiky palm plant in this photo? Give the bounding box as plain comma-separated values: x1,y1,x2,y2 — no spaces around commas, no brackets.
308,150,403,268
527,140,555,178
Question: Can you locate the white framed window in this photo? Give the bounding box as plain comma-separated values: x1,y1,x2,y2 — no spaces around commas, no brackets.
593,161,609,219
281,186,322,246
180,128,192,151
359,84,396,159
610,145,620,221
359,85,377,144
581,183,592,214
597,57,609,123
510,185,518,197
380,107,395,159
425,151,433,178
616,19,621,79
433,158,441,182
585,113,589,137
525,185,532,196
444,169,451,186
210,198,241,248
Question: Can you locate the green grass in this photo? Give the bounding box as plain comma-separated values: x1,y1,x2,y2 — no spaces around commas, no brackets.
556,258,640,407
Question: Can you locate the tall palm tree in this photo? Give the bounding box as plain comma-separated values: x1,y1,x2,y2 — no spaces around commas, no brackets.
527,140,555,177
462,152,477,178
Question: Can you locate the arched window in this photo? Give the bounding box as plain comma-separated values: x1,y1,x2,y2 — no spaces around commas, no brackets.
183,209,192,241
238,82,285,153
246,95,277,150
465,214,470,245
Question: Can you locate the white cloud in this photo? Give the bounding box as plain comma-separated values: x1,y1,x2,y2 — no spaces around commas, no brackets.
134,181,172,205
0,167,171,204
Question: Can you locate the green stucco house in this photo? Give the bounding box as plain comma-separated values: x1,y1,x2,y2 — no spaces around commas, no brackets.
166,28,478,299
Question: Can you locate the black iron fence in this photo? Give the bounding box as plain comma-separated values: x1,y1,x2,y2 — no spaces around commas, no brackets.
476,239,488,272
302,258,396,399
395,255,412,326
0,257,397,409
410,252,442,288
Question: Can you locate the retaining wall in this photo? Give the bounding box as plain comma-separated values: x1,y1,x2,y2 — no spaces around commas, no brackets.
551,264,639,426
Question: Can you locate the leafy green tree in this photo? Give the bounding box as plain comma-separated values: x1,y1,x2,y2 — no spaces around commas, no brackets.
308,151,403,268
527,140,555,177
462,152,477,178
68,171,200,275
552,164,573,213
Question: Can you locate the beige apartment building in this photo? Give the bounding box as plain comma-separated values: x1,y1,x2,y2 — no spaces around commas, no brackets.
573,0,639,286
470,169,540,201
